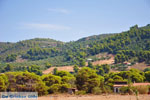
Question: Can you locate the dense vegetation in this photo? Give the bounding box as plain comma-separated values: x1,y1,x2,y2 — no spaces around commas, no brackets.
0,24,150,95
0,64,150,95
1,24,150,69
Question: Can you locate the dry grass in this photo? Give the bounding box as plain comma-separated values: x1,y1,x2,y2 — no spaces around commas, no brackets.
43,54,115,74
42,66,74,74
129,62,150,71
38,94,150,100
91,54,114,66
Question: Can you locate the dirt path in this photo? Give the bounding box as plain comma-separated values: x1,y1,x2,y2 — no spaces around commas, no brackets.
38,94,150,100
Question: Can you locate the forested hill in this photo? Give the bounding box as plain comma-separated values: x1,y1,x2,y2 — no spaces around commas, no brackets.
0,24,150,69
0,38,63,60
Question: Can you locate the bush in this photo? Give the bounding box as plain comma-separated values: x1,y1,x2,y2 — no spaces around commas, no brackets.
91,87,102,95
60,83,70,93
120,86,130,94
103,85,113,93
75,90,86,95
48,84,61,93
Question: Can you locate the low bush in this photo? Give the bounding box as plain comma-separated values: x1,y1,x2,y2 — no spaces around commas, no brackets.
91,87,102,95
75,90,86,95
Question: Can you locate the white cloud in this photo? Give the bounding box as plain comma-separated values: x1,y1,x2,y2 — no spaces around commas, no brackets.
22,23,71,31
48,8,69,14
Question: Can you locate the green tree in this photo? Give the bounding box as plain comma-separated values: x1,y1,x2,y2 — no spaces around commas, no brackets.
144,68,150,72
4,64,13,72
97,68,105,76
0,75,7,91
55,71,73,77
76,67,103,93
145,71,150,82
27,65,42,75
42,74,61,87
6,54,17,62
45,63,52,69
73,65,79,73
88,62,93,68
5,72,48,95
53,68,58,75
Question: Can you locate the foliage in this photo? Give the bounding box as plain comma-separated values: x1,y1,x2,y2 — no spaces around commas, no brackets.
5,72,48,95
27,65,42,75
73,65,79,73
95,64,110,76
145,71,150,82
76,67,103,93
75,90,86,95
55,70,73,77
0,74,8,92
144,68,150,72
3,64,14,72
6,54,17,62
91,87,102,95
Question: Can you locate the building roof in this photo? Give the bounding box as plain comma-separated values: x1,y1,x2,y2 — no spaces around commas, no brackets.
133,83,150,86
113,83,150,87
113,84,128,87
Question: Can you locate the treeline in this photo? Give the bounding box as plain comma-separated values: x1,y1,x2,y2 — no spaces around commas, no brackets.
0,64,43,76
0,64,150,95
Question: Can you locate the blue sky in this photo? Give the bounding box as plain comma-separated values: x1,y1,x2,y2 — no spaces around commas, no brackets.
0,0,150,42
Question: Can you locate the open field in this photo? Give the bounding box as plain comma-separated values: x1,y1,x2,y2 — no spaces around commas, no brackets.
38,94,150,100
92,54,114,65
129,62,150,71
43,66,74,74
43,54,115,74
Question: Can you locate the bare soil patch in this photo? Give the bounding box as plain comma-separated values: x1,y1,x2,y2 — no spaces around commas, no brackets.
129,62,150,71
43,54,115,74
92,54,114,66
43,66,74,74
38,94,150,100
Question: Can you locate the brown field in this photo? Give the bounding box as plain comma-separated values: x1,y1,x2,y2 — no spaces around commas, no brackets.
38,94,150,100
129,62,150,71
92,54,114,66
43,66,74,74
43,54,115,74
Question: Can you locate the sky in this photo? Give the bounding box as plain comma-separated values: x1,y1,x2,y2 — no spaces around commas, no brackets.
0,0,150,42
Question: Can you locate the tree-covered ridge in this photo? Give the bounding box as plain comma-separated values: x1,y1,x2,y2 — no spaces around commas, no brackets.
60,24,150,65
0,38,63,61
1,24,150,67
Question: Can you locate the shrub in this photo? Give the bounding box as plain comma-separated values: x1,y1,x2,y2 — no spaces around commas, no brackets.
75,90,86,95
103,85,113,93
120,86,129,94
60,83,70,93
91,87,102,95
48,84,61,93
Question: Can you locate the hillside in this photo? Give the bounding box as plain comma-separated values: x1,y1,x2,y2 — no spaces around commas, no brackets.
0,24,150,72
0,38,63,61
